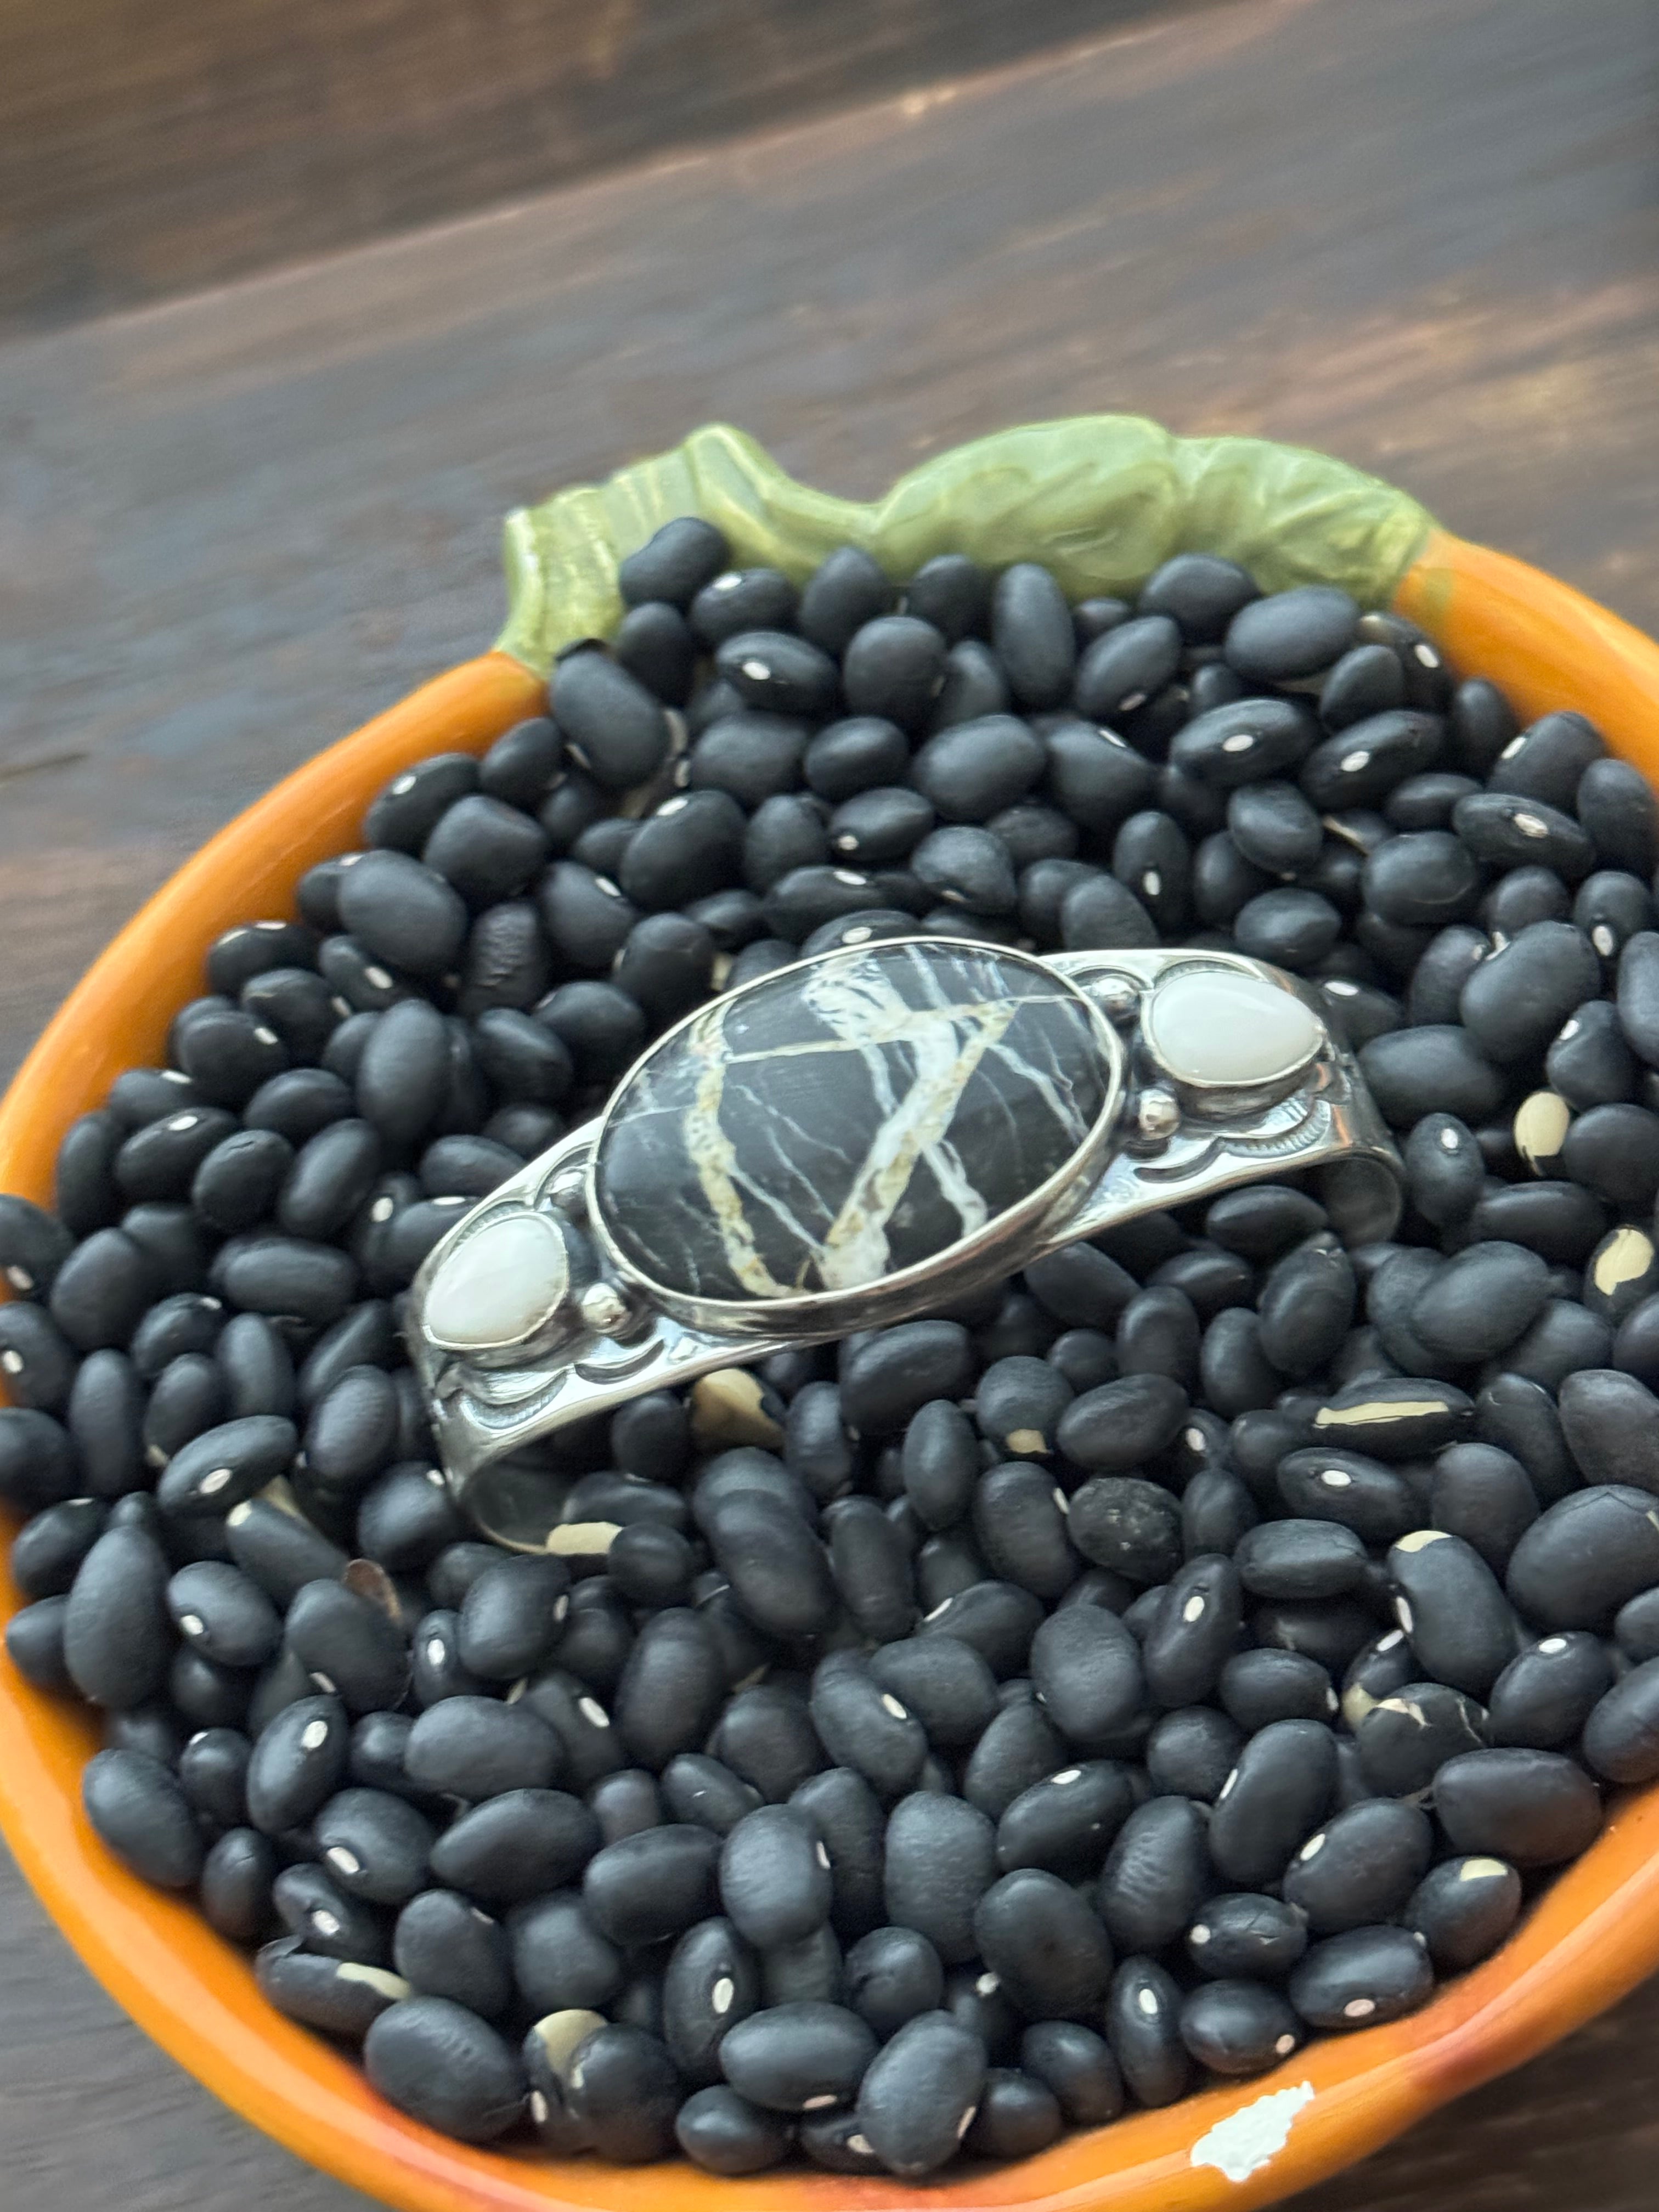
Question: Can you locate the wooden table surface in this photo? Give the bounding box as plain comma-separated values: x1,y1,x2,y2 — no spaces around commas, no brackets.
4,0,1659,2201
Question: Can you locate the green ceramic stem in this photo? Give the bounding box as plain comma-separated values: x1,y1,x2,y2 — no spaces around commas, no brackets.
496,416,1435,677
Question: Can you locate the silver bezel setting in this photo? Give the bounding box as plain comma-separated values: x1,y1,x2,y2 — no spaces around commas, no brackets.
580,934,1130,1340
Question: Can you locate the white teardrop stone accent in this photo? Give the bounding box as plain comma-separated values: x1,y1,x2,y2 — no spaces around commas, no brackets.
425,1211,569,1351
1143,968,1324,1090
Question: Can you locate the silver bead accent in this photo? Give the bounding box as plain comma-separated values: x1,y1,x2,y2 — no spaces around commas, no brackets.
1090,972,1141,1025
548,1171,589,1215
578,1281,636,1338
1136,1087,1182,1143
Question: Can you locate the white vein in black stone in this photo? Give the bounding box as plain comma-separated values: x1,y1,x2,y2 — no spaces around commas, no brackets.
594,942,1109,1300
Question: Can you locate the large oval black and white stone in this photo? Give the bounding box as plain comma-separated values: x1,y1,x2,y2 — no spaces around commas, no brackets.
593,940,1114,1302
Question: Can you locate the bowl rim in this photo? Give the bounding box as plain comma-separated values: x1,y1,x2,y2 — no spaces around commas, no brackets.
6,529,1659,2212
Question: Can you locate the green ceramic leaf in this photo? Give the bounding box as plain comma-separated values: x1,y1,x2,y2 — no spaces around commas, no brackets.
496,416,1435,676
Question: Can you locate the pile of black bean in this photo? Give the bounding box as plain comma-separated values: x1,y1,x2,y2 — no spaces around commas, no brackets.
7,517,1659,2179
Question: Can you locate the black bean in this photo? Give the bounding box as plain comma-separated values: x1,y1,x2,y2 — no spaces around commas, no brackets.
193,1827,275,1945
851,2008,986,2177
1144,1706,1244,1803
881,1790,997,1965
1074,614,1182,722
1233,1520,1365,1603
1289,1926,1433,2030
1221,585,1355,682
1434,1746,1602,1865
1423,1441,1537,1575
215,1309,296,1433
833,614,946,732
1183,1891,1308,1981
0,1194,74,1303
239,1071,353,1153
867,1637,995,1752
582,1824,721,1946
399,1696,559,1798
716,1803,834,1952
329,850,467,981
10,1496,105,1602
988,1759,1128,1877
1385,772,1482,831
0,1295,76,1411
139,1351,224,1466
1353,1678,1488,1797
674,2085,792,2176
165,1559,279,1668
1383,1529,1516,1697
61,1520,171,1708
363,1995,526,2142
1305,1376,1474,1461
924,637,1009,731
253,1938,409,2040
313,1786,434,1906
1105,1956,1189,2106
473,720,561,815
715,1997,876,2115
507,1893,625,2021
614,517,730,612
1028,1600,1146,1751
448,1553,566,1682
967,1462,1072,1601
658,1753,757,1836
1229,887,1340,972
982,562,1071,709
1090,1792,1209,1953
958,2067,1063,2160
1403,1855,1523,1972
1141,1555,1243,1705
284,1577,405,1712
658,1914,763,2087
80,1747,202,1890
551,650,672,790
906,712,1047,823
172,1726,251,1829
385,1888,513,2020
1355,831,1477,932
1279,1798,1432,1934
222,1496,347,1609
989,800,1079,870
1177,1979,1301,2077
1578,1654,1659,1783
54,1110,125,1237
1454,789,1594,878
1578,755,1658,873
1220,783,1320,879
1064,1476,1181,1587
1489,1630,1613,1748
1209,1718,1337,1888
1554,1366,1659,1493
1506,1481,1659,1629
1488,709,1605,811
245,1690,349,1832
422,1788,597,1906
420,795,547,909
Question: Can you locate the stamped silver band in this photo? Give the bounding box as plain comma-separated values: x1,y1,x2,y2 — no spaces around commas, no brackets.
406,938,1401,1546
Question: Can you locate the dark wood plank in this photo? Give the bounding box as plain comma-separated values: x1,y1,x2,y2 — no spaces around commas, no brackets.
0,0,1205,331
3,0,1659,2202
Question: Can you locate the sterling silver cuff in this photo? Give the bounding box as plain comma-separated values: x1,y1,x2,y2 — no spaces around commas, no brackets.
406,937,1401,1545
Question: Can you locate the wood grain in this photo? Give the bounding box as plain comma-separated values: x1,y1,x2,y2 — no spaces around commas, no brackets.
0,0,1202,332
2,0,1658,2202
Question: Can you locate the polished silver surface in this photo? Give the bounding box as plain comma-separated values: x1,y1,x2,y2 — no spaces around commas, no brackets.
407,939,1401,1546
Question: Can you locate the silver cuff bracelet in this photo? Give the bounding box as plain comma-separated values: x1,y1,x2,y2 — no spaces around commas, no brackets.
405,937,1401,1546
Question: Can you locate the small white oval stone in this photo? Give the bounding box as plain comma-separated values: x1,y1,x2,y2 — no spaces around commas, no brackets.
1143,968,1324,1090
425,1211,569,1351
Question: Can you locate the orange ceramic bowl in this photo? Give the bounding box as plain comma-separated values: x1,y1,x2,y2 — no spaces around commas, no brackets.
7,521,1659,2212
